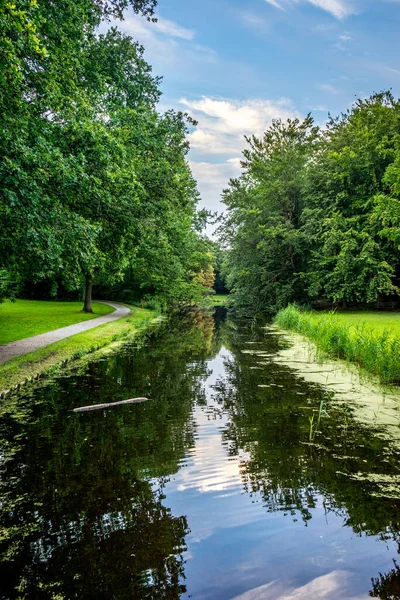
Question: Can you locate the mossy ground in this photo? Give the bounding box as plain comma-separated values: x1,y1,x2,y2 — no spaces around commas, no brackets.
0,307,158,394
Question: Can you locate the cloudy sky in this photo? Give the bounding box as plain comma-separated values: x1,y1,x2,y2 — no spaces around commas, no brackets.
113,0,400,235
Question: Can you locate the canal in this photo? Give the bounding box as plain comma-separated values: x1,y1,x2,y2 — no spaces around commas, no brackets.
1,309,400,599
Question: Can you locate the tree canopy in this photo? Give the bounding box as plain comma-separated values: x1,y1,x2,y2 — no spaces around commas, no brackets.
220,92,400,315
0,0,214,310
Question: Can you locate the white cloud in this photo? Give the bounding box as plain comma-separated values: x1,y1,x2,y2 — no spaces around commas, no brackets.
264,0,355,19
231,570,367,600
181,96,296,135
181,96,299,232
181,96,298,158
382,64,400,76
152,16,194,40
187,129,239,155
334,32,353,50
308,0,353,18
117,14,179,64
190,159,242,233
115,13,214,68
264,0,286,9
313,22,334,31
239,11,271,32
318,83,341,94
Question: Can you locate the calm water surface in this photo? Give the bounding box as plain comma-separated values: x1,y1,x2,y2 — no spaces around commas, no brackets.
1,309,400,599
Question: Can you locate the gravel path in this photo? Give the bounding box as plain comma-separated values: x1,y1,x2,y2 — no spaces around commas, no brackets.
0,301,130,365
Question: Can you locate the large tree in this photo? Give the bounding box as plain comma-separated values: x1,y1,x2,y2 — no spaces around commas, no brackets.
221,92,400,315
302,92,400,305
1,0,213,310
221,116,319,315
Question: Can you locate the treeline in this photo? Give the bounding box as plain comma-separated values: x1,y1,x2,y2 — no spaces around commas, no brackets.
220,92,400,316
0,0,213,311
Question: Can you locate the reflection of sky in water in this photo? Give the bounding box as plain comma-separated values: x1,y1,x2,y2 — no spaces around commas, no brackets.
3,315,400,599
163,346,398,600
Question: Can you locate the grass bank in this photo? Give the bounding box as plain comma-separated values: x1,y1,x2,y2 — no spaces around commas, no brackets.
213,294,230,306
0,299,114,344
274,305,400,384
0,306,158,395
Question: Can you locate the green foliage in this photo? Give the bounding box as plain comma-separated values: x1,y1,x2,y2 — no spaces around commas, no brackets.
221,115,319,316
221,92,400,314
275,305,400,383
0,0,211,310
302,92,400,304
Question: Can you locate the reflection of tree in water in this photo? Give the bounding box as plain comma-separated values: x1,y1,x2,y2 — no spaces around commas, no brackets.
213,318,400,595
0,310,220,599
370,560,400,599
9,481,188,599
213,318,400,538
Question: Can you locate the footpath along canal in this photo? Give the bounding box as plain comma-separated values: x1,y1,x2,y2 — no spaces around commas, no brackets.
1,308,400,599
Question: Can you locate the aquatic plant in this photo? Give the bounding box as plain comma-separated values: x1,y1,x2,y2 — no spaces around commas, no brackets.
309,400,329,440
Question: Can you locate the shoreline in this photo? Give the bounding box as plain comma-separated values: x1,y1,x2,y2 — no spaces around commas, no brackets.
0,307,161,398
274,305,400,385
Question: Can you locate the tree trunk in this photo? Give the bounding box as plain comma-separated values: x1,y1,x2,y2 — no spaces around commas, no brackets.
83,274,93,313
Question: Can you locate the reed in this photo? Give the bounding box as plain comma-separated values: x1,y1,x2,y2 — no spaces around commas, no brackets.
275,305,400,384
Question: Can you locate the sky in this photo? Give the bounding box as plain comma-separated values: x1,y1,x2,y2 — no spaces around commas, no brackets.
111,0,400,236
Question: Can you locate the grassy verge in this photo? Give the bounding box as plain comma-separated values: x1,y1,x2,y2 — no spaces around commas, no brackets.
213,294,230,306
274,305,400,384
0,299,114,344
0,307,158,395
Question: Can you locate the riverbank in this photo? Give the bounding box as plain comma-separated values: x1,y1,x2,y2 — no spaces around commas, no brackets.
275,305,400,384
0,307,158,397
213,294,230,306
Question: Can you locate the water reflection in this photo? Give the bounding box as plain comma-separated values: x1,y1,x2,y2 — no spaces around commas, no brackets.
1,311,400,599
0,312,215,599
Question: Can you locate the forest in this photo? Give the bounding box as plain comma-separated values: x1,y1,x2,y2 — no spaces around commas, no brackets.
3,2,400,321
0,0,214,313
220,92,400,317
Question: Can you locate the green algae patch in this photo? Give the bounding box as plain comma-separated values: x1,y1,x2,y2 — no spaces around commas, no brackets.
275,305,400,384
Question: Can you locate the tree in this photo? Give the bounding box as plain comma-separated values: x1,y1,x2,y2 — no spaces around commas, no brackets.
221,116,319,315
1,0,214,311
302,92,400,305
221,92,400,315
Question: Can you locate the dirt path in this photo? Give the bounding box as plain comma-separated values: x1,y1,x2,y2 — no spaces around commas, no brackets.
0,301,130,366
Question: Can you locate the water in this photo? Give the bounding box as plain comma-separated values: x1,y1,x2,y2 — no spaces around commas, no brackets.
1,309,400,599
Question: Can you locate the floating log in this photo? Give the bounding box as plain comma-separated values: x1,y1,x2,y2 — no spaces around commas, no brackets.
73,398,149,412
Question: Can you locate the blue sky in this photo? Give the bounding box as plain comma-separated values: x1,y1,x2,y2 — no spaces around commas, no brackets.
113,0,400,234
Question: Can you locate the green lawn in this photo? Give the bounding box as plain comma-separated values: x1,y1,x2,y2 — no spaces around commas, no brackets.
324,311,400,337
0,307,158,392
275,306,400,383
213,294,230,306
0,300,114,345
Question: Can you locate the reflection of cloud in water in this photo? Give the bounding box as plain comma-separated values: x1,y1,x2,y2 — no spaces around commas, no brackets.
176,425,246,494
175,348,251,496
231,570,369,600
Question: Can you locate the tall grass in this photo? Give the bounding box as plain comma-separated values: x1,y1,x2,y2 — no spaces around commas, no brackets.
275,305,400,384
